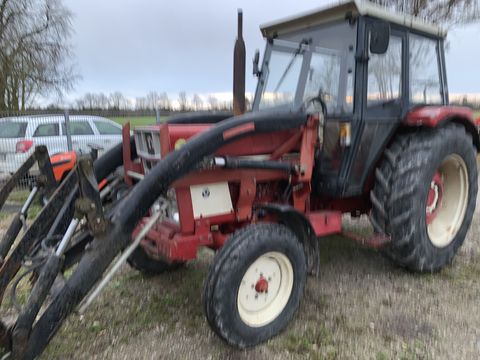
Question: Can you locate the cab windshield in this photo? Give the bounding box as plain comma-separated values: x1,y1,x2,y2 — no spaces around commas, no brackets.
254,21,356,115
258,42,306,110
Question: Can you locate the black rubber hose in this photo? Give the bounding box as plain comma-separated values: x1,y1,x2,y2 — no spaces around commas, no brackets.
222,156,297,173
93,136,136,181
167,111,233,124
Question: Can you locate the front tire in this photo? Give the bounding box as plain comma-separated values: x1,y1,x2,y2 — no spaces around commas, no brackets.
370,124,478,272
203,223,307,348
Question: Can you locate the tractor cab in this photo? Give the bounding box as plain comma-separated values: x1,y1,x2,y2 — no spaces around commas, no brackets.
253,0,449,197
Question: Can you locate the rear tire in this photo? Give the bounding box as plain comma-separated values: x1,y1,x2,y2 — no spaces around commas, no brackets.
127,246,182,275
370,124,478,272
203,223,306,348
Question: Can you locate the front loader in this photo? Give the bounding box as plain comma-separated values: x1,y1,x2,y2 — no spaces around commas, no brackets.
0,1,478,358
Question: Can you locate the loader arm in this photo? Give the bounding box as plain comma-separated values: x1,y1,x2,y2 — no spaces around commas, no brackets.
8,111,307,359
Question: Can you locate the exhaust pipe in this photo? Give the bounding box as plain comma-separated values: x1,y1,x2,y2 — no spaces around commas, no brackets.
233,9,246,116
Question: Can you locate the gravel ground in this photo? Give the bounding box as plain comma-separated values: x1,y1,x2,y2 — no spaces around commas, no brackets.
0,187,479,360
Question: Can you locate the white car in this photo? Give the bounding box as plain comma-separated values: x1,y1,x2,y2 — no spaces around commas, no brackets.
0,115,123,178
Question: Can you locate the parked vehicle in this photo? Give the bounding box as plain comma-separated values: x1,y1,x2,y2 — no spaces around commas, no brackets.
0,115,123,178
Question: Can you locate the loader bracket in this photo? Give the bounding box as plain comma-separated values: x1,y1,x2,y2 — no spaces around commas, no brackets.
76,157,109,236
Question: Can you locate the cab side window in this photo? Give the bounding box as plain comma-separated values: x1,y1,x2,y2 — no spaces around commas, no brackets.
409,34,442,104
367,35,403,106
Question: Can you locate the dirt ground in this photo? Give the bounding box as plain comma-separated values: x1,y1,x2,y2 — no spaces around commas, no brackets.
0,190,479,359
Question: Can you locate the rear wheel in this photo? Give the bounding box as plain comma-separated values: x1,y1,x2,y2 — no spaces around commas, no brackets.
127,190,184,275
370,124,478,272
127,246,182,275
203,223,306,348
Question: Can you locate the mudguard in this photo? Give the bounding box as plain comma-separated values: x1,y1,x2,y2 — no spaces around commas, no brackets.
404,106,480,150
256,203,320,276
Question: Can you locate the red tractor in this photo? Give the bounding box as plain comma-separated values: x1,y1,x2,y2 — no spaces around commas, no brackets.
0,1,478,358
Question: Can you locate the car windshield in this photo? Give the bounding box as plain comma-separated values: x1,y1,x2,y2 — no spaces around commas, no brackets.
0,121,27,138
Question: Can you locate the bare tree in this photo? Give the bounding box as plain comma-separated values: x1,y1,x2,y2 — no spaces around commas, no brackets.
135,97,147,111
0,0,77,111
207,95,218,111
192,94,203,111
146,91,160,110
158,92,170,111
178,91,188,111
109,91,128,110
368,0,480,26
83,93,95,110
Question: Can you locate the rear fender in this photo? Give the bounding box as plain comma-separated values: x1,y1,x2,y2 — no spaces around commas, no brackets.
256,203,319,276
403,106,480,151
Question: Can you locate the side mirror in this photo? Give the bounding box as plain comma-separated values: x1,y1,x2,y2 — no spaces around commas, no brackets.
253,50,261,77
370,21,390,54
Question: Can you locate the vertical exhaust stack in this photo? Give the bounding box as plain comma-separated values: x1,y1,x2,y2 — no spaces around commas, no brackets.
233,9,246,116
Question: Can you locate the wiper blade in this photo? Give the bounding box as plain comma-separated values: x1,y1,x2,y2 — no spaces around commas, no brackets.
273,40,309,92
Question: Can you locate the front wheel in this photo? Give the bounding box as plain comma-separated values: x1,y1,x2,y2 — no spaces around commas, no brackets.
203,223,307,348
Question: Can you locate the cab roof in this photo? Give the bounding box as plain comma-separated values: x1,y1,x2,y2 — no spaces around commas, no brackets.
261,0,446,39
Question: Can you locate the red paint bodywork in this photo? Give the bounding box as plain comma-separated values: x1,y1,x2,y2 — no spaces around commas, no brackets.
404,106,474,127
125,116,372,263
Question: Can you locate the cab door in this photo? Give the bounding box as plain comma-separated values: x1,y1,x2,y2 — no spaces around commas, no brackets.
342,20,407,196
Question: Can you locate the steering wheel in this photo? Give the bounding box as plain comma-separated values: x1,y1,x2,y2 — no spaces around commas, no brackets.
303,94,328,118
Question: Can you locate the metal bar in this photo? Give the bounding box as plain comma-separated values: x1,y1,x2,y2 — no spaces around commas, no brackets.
0,186,38,262
64,110,73,151
77,157,106,236
55,218,80,256
20,187,38,216
215,156,297,173
0,172,77,303
78,211,161,314
122,124,134,186
342,231,391,249
0,215,22,262
11,254,63,359
0,153,36,210
126,170,144,180
99,176,121,200
35,145,57,198
45,185,78,240
155,108,161,124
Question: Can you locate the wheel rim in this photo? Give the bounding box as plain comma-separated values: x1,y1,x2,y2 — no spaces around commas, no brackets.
237,251,294,327
426,154,469,248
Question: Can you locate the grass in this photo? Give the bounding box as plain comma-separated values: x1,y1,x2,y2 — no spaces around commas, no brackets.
474,110,480,119
42,260,210,359
5,189,42,218
110,116,168,127
7,189,30,203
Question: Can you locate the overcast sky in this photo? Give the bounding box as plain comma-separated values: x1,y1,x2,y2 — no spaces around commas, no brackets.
62,0,480,102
